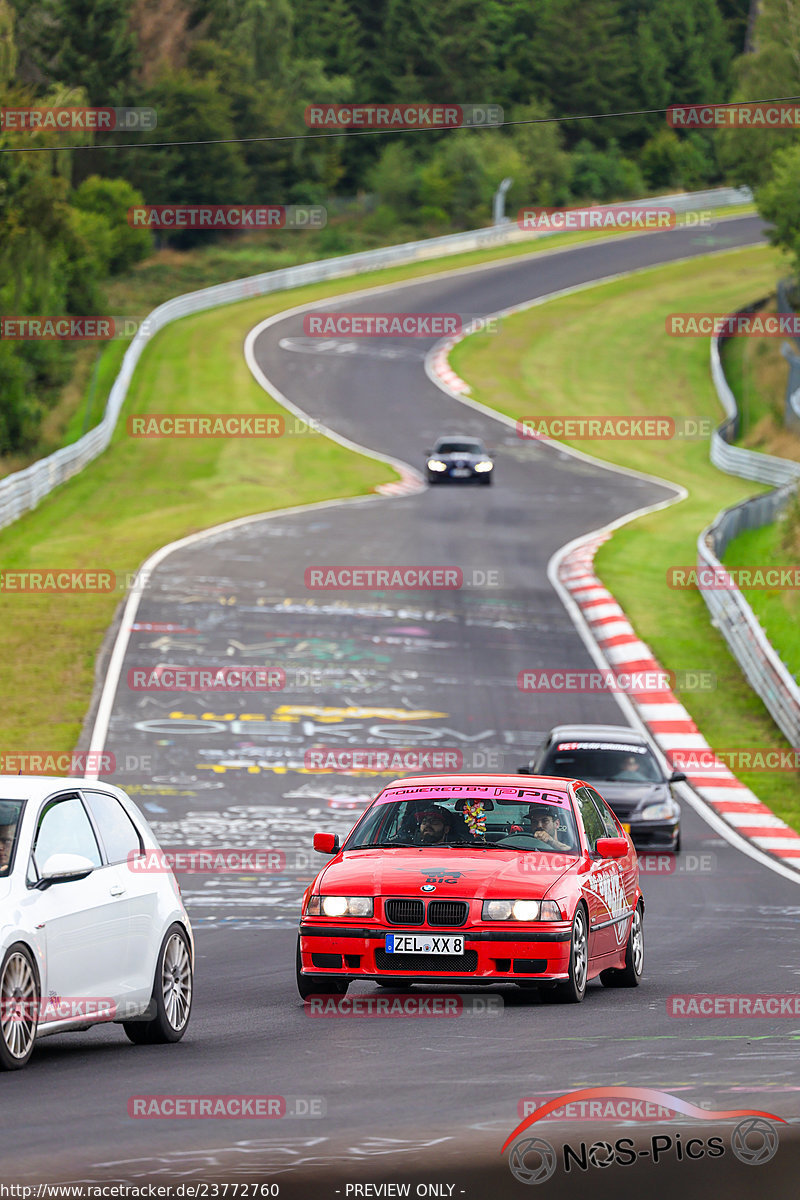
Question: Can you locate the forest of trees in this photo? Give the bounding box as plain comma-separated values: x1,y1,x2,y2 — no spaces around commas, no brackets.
1,0,794,454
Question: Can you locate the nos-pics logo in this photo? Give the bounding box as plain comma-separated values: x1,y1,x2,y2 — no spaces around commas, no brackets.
503,1087,782,1184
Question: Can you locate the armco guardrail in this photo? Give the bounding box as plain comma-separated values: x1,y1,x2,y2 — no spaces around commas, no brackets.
699,311,800,745
0,186,752,533
710,304,800,486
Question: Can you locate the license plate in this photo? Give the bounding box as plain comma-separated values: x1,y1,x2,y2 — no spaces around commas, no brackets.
385,933,464,955
622,823,631,834
451,468,470,477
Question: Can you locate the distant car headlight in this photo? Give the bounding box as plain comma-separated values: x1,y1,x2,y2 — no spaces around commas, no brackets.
473,460,493,473
427,459,448,471
310,895,373,917
482,899,561,921
641,801,678,821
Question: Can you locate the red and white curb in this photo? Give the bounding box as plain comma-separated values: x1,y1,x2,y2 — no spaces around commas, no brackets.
430,339,470,394
376,465,426,497
559,536,800,871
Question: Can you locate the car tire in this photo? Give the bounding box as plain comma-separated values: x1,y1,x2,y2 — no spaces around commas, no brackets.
123,923,193,1045
600,903,644,989
674,830,681,853
553,906,588,1004
295,938,349,999
0,944,39,1071
480,477,492,486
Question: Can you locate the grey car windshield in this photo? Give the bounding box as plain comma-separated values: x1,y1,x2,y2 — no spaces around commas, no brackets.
435,441,485,455
542,743,663,783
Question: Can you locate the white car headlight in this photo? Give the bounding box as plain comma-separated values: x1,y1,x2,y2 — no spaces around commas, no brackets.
427,459,447,471
482,899,561,921
473,461,493,472
319,895,373,918
641,801,678,821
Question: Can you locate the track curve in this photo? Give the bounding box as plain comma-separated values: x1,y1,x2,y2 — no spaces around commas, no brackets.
10,215,800,1198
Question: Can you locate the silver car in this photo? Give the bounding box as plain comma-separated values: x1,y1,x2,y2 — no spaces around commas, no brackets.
0,776,194,1070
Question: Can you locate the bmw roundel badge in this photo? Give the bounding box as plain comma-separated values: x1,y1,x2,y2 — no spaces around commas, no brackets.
421,884,436,892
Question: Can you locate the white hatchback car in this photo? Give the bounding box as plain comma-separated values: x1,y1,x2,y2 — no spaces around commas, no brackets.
0,776,193,1070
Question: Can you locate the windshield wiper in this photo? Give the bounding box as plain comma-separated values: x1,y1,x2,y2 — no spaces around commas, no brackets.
361,840,416,848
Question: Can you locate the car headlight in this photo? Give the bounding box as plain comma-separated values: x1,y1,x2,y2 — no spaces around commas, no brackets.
309,895,373,918
641,801,678,821
482,899,561,921
473,461,493,472
427,459,447,471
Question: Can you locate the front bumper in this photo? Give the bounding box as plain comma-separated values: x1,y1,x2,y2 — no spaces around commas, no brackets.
628,818,680,850
427,467,491,483
298,922,572,983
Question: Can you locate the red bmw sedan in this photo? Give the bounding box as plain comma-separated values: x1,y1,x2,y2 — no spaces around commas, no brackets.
297,774,643,1003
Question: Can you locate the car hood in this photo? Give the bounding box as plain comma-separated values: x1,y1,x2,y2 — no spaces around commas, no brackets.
318,847,574,898
589,781,671,813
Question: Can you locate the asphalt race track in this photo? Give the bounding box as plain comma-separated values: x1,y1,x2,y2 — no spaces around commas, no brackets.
8,214,800,1198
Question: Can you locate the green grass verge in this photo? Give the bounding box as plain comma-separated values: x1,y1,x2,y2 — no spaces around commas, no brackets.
721,522,800,680
451,243,800,829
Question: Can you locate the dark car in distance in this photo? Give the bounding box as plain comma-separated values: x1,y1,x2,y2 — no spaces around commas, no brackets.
426,436,494,485
521,725,684,852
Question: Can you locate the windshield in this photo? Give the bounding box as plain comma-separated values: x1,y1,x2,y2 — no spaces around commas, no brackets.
345,787,580,854
434,441,485,455
0,800,24,874
542,742,664,783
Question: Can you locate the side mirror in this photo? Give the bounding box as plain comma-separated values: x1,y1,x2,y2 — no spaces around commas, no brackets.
37,853,95,888
669,771,687,783
596,837,628,860
313,832,340,855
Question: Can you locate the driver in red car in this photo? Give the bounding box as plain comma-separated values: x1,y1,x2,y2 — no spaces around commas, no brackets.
415,806,455,845
527,807,572,852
